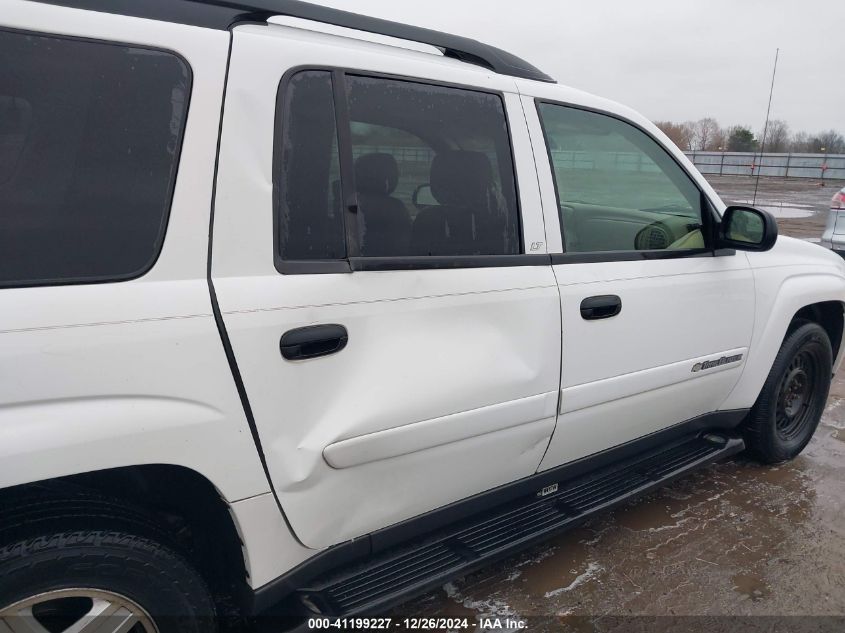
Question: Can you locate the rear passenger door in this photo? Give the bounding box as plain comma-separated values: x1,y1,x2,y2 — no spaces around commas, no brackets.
211,26,561,550
523,97,756,470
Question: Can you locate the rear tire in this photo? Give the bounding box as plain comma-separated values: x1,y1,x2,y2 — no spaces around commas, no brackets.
0,500,216,633
743,321,832,463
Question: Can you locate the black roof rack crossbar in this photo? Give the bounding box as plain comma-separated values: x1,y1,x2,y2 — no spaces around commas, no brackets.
32,0,556,83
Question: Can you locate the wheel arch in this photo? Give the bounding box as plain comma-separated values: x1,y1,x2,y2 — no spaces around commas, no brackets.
720,269,845,411
0,465,251,613
792,300,845,365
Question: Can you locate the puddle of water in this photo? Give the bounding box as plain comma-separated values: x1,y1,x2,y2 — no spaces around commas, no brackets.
543,562,603,598
552,615,597,633
519,528,599,597
442,582,520,620
745,460,803,485
754,205,815,219
614,494,695,532
823,397,845,428
733,199,817,218
731,573,772,602
523,459,815,613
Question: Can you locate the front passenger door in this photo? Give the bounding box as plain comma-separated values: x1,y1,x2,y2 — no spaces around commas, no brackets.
528,100,755,470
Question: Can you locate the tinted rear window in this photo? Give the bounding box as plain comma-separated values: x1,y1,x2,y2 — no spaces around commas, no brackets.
345,75,520,257
275,70,521,265
0,29,190,287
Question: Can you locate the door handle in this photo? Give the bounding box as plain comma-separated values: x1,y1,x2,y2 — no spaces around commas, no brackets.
280,324,348,361
580,295,622,320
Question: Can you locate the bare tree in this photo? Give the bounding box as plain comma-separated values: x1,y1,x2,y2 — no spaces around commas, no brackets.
814,130,845,154
692,118,722,151
759,119,790,153
789,131,812,153
710,126,728,152
654,117,844,155
654,121,694,151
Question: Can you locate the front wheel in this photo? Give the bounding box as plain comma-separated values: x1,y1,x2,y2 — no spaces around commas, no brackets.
744,321,833,463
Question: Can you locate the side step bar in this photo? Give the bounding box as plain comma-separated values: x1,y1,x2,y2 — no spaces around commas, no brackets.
297,433,744,616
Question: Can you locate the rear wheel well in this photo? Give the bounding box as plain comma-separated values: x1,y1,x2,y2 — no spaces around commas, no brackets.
0,466,249,617
791,301,844,363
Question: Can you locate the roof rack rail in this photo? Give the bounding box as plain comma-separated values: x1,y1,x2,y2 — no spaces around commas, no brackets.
33,0,556,83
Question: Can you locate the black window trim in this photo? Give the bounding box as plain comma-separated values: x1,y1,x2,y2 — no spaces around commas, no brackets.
533,98,731,265
349,254,551,271
273,65,541,275
0,26,193,290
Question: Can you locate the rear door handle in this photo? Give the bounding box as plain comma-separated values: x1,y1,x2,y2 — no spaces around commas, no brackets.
580,295,622,320
280,324,348,361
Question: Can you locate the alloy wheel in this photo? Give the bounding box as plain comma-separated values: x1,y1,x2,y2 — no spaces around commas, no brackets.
0,588,158,633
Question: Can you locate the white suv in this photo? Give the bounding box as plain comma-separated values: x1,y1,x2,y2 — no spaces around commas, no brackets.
2,1,845,630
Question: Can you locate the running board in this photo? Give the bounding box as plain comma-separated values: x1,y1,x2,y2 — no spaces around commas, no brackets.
298,433,744,615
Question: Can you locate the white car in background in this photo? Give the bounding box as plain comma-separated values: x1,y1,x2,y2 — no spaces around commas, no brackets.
821,186,845,256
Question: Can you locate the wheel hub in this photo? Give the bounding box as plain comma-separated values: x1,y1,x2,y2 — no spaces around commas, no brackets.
0,589,158,633
782,367,808,417
776,351,817,440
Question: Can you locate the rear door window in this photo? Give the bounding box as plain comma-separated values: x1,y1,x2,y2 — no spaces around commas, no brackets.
276,71,521,265
0,29,190,287
346,76,520,257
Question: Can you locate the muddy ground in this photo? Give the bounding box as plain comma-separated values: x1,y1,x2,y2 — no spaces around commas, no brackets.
711,174,840,240
398,176,845,630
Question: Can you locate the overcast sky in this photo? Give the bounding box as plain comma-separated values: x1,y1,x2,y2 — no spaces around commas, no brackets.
312,0,845,135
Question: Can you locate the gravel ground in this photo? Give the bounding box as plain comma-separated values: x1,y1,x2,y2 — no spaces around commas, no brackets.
396,176,845,631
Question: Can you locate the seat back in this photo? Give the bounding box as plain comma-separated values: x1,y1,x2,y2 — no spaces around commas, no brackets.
354,153,411,256
411,150,510,256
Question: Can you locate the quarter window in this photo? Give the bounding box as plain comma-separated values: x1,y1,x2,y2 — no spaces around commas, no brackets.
537,103,706,253
276,71,521,265
0,30,190,286
277,71,345,261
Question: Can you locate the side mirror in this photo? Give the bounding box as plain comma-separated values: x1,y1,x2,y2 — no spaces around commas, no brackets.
718,205,778,252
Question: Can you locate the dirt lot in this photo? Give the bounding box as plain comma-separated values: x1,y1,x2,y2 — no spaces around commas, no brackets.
398,176,845,631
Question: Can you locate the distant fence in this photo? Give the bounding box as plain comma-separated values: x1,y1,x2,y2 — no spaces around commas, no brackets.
348,146,845,181
549,150,663,173
684,151,845,180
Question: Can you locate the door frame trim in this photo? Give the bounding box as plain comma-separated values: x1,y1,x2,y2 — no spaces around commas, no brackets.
272,65,530,275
